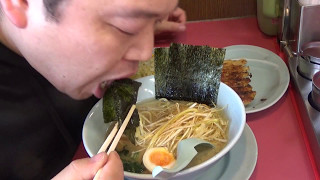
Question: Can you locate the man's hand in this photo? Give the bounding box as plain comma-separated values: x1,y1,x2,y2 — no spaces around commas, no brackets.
155,7,187,34
53,152,124,180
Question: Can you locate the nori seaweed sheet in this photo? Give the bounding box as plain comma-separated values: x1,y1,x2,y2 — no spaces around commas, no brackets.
154,43,225,106
102,78,141,144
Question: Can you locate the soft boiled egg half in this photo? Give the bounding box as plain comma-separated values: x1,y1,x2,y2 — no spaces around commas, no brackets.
142,147,176,172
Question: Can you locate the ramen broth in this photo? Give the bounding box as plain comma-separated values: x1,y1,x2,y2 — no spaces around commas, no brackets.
116,98,229,173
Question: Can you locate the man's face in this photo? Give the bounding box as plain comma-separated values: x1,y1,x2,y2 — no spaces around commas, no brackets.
15,0,178,99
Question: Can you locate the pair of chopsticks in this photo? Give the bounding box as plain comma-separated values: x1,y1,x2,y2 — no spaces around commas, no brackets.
93,105,136,180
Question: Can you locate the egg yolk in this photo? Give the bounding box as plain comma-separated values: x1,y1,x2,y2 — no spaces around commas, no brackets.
149,150,175,166
143,147,176,172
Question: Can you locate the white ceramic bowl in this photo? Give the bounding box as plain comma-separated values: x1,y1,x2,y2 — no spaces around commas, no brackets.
82,75,246,180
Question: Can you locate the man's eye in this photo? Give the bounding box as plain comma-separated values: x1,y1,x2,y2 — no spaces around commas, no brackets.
119,28,135,36
106,22,135,36
114,26,135,36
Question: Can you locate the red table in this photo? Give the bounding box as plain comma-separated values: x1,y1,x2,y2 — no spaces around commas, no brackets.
74,17,320,180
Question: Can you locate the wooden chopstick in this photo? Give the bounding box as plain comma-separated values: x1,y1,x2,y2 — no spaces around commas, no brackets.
93,105,136,180
96,122,119,154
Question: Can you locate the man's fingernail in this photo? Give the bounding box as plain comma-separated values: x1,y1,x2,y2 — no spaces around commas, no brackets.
109,151,120,159
92,152,106,162
179,25,186,31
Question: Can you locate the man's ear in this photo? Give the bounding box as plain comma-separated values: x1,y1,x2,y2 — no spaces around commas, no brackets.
0,0,28,28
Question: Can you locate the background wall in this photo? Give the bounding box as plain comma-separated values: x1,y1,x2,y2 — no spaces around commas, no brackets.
179,0,257,21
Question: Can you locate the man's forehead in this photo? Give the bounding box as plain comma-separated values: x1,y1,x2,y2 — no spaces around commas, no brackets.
114,0,178,17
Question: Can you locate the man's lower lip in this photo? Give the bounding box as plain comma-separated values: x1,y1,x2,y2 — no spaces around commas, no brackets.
93,86,105,98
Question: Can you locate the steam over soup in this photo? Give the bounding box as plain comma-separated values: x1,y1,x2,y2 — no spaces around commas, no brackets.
115,98,229,173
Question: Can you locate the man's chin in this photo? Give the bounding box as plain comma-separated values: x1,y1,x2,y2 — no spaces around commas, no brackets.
64,90,93,100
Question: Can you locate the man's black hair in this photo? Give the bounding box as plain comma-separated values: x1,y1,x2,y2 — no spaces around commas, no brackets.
43,0,65,22
0,0,65,22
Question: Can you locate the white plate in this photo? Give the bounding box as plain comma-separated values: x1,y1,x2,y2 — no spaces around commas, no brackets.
224,45,290,113
195,123,258,180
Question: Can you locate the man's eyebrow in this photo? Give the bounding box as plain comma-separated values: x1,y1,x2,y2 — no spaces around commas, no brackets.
123,3,179,18
127,10,161,18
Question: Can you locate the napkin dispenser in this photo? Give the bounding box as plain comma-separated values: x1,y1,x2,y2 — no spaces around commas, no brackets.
278,0,320,54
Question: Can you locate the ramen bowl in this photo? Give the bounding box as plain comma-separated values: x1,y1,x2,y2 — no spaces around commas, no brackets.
82,75,246,180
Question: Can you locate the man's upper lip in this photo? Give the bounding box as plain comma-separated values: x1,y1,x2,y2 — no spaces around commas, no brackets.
112,71,137,81
99,65,138,87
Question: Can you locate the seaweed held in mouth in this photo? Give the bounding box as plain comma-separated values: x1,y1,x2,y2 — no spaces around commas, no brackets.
154,43,226,106
102,78,141,144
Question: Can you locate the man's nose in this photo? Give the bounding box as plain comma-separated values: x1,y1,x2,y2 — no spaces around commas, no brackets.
124,27,154,62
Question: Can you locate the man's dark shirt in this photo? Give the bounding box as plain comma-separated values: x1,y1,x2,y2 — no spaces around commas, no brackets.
0,43,99,179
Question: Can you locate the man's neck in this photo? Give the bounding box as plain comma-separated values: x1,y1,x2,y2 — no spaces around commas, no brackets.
0,27,21,55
